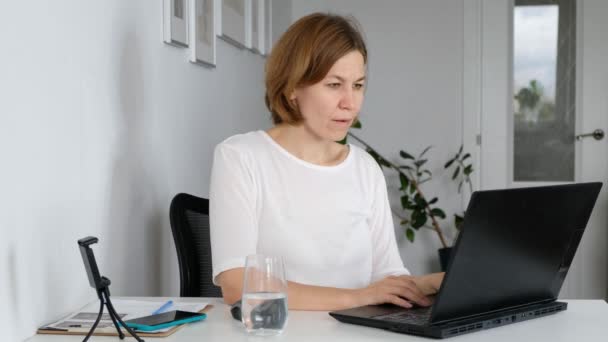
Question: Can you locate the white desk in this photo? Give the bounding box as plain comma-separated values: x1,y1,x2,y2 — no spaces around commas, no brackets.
27,297,608,341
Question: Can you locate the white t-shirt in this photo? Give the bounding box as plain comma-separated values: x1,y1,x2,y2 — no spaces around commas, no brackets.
209,130,409,289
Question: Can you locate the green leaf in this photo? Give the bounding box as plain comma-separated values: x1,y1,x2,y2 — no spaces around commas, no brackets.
414,193,427,206
336,137,347,145
458,144,463,155
430,208,446,219
400,150,415,160
452,166,460,180
402,198,416,210
399,173,410,190
409,183,416,194
400,219,410,226
351,119,362,129
454,214,465,230
458,180,463,193
406,228,415,242
399,165,413,170
414,159,428,168
464,164,473,175
462,153,471,161
444,158,455,168
419,146,433,158
428,197,438,205
423,170,432,177
411,211,427,229
400,195,410,209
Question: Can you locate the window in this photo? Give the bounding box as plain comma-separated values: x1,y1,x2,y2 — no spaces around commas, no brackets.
513,0,576,182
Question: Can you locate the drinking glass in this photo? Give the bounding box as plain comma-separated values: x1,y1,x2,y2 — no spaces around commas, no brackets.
241,254,288,336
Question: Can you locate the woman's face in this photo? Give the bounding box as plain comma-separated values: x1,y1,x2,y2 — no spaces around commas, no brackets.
291,51,366,142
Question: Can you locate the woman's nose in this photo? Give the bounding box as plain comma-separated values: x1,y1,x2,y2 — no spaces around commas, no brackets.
339,88,355,110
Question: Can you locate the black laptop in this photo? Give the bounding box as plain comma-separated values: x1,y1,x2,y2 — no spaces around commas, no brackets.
330,182,602,339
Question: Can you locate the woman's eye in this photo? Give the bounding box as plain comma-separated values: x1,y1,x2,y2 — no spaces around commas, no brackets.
327,83,341,88
354,83,365,90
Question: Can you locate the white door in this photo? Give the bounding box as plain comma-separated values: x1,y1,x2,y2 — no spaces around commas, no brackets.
471,0,608,299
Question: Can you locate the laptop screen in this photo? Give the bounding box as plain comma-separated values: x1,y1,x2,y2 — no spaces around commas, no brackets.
430,183,601,323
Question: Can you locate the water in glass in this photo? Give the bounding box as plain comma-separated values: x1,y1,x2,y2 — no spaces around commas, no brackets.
241,255,288,335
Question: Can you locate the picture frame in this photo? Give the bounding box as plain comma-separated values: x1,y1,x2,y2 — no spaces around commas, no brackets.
264,0,272,55
214,0,222,36
163,0,189,47
220,0,251,49
189,0,216,66
250,0,264,54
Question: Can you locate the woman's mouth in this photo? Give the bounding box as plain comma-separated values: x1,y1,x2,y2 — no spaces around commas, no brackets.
332,118,352,127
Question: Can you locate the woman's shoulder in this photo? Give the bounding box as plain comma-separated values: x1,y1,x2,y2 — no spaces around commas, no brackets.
348,143,387,186
216,130,267,154
349,143,381,169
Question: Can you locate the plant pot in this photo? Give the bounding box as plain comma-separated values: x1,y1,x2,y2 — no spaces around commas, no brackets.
438,247,453,272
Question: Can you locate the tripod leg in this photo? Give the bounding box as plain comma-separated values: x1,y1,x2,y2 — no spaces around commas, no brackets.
103,294,125,339
104,291,145,342
82,299,104,342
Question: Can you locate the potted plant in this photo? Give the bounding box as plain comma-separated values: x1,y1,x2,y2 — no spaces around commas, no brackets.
344,123,474,271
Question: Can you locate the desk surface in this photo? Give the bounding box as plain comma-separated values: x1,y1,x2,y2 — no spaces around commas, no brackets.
27,297,608,341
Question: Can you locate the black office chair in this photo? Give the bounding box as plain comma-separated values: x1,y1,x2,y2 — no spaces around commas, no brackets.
169,193,223,298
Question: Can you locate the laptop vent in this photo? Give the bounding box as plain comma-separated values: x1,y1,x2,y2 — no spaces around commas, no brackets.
444,305,564,337
533,306,562,316
447,323,483,336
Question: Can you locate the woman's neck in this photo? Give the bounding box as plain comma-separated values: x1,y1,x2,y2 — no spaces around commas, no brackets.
266,124,349,166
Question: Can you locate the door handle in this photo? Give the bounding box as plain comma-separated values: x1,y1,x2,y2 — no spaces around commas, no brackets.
575,129,604,141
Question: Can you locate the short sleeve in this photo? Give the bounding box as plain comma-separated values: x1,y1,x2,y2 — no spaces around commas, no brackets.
209,143,258,285
369,166,410,282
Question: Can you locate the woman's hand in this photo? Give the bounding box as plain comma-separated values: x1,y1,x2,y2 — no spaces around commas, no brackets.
413,272,444,296
352,275,434,309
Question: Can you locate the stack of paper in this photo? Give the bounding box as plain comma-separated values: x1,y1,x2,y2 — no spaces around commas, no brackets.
40,299,209,335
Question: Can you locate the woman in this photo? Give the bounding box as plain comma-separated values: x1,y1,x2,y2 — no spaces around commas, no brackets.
209,13,443,311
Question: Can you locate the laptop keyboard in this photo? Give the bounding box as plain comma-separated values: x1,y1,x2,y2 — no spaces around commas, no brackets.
372,307,433,325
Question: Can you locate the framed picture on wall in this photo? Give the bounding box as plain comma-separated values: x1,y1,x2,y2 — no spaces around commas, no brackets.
163,0,189,47
250,0,263,54
189,0,216,66
264,0,272,55
214,0,222,36
220,0,251,48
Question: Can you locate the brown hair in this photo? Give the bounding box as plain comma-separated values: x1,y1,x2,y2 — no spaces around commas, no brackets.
264,13,367,125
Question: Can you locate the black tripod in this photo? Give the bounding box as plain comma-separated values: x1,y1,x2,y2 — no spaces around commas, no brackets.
83,276,144,342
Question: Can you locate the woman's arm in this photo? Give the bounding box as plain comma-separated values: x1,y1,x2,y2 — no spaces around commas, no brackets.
218,269,442,311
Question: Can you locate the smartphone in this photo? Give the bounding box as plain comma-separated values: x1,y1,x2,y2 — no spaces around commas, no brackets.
124,310,206,331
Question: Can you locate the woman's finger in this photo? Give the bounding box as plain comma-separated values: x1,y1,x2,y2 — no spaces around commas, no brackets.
384,294,412,308
380,285,427,307
401,289,432,307
387,283,431,307
395,277,432,304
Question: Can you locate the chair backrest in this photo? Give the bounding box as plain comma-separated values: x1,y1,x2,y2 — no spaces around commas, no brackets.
169,193,222,297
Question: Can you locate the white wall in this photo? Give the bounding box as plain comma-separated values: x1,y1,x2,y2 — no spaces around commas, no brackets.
0,0,468,339
0,1,291,340
291,1,466,274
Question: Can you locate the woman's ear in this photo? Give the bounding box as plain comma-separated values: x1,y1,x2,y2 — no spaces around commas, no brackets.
289,86,299,101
